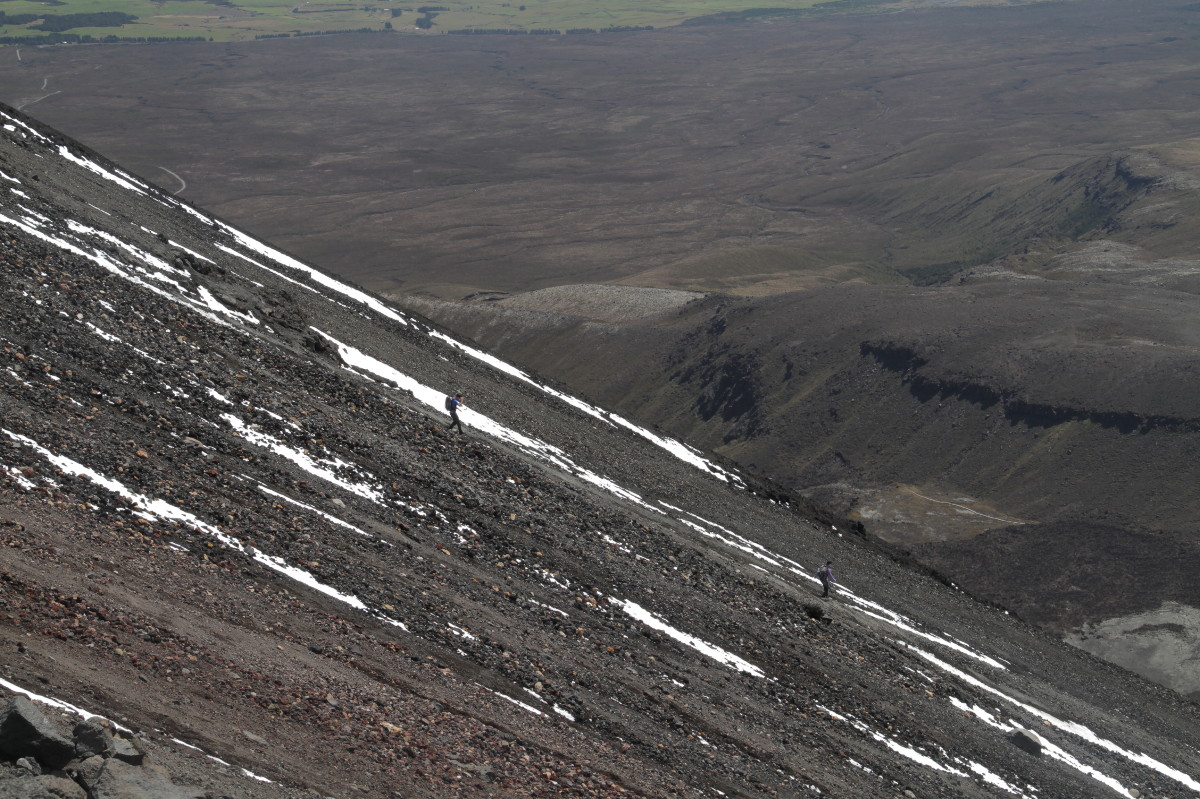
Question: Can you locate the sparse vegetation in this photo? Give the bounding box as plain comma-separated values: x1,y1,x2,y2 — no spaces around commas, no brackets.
0,0,1045,42
30,10,137,30
0,12,41,25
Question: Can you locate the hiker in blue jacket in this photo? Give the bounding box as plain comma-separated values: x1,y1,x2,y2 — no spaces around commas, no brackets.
446,392,466,433
818,561,836,597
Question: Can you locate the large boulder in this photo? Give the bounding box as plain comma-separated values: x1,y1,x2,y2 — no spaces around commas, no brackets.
0,696,203,799
0,774,86,799
72,719,114,760
75,757,204,799
1008,728,1043,756
0,697,74,769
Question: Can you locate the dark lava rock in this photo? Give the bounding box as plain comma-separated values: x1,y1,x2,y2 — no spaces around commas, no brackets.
1009,729,1043,757
0,697,74,770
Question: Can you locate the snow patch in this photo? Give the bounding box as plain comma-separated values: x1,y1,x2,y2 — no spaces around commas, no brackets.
614,598,763,678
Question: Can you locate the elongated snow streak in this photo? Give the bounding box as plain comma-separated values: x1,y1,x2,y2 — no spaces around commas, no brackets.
0,677,123,727
159,188,214,222
431,329,614,426
18,204,51,225
1,428,382,622
84,322,123,343
254,482,376,538
80,321,169,367
2,464,36,489
663,503,784,567
614,598,764,678
196,285,259,325
169,739,273,782
676,516,780,565
252,551,367,610
0,211,237,330
529,599,570,617
56,146,148,195
655,500,1006,670
214,222,410,327
206,387,234,405
64,219,186,276
840,595,1006,670
904,642,1199,794
221,414,385,503
970,709,1127,796
820,704,1032,797
214,243,345,305
5,679,273,784
962,761,1028,796
601,534,632,554
427,330,743,486
836,708,968,776
312,328,662,513
479,685,545,716
1,111,51,142
2,428,243,549
665,500,1002,675
449,623,477,641
167,239,216,264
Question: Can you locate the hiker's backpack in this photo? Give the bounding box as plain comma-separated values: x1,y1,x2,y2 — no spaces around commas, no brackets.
445,396,455,411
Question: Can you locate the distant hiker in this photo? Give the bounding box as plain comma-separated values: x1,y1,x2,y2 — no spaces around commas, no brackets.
818,561,836,598
445,392,465,433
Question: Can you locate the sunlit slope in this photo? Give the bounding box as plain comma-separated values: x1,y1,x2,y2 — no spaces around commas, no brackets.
3,101,1200,797
400,228,1200,695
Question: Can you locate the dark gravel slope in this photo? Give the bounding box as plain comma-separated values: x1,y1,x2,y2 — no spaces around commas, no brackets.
400,261,1200,697
1,104,1198,799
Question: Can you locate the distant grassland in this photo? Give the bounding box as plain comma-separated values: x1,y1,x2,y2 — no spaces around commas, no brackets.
0,0,1031,43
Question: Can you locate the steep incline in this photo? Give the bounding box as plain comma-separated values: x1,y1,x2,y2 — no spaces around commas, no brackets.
1,105,1198,799
400,261,1200,698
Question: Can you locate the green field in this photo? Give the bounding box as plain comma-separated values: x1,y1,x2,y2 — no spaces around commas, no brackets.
0,0,1025,43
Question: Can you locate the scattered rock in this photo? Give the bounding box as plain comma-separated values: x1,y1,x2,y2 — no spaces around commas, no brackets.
241,730,268,746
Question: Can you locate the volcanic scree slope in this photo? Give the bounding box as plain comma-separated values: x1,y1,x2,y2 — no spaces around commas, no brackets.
0,105,1197,798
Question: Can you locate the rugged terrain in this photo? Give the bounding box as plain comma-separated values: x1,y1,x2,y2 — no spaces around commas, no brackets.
3,0,1200,711
2,106,1199,798
400,223,1200,697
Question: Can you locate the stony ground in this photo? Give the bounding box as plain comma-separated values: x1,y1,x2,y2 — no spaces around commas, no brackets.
400,234,1200,698
9,0,1200,713
0,105,1198,799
